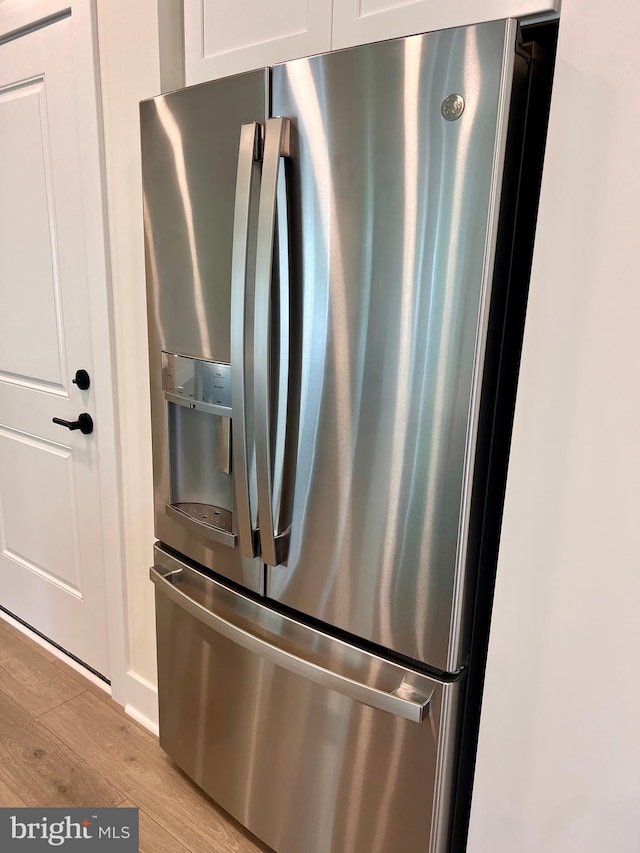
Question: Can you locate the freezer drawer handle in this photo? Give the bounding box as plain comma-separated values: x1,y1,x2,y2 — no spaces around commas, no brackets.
254,116,293,567
230,121,262,558
150,563,433,723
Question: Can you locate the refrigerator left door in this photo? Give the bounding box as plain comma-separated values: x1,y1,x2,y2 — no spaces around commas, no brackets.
141,71,268,592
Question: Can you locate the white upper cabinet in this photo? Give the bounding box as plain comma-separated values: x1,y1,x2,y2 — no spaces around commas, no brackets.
184,0,560,85
184,0,332,84
332,0,560,49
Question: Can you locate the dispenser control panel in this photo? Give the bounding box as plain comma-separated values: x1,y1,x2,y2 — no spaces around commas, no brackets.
162,352,231,414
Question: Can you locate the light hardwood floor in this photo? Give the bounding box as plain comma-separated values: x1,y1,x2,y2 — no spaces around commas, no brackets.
0,618,271,852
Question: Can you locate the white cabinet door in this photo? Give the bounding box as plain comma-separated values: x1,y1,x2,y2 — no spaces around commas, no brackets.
332,0,559,50
0,14,111,676
184,0,332,84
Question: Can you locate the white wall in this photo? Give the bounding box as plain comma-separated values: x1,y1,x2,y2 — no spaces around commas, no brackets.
96,0,164,725
468,1,640,850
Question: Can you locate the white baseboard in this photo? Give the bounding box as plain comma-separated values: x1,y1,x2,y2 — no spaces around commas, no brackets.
123,669,159,735
0,610,159,736
0,610,110,694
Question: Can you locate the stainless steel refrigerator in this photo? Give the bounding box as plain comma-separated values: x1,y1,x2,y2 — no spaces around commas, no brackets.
141,18,552,852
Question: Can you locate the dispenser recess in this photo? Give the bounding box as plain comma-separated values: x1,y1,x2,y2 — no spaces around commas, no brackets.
162,352,236,548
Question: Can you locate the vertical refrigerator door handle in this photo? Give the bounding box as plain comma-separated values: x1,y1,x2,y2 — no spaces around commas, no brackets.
231,121,261,559
254,117,292,567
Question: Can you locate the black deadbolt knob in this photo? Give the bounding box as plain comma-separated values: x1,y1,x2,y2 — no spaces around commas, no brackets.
72,369,91,391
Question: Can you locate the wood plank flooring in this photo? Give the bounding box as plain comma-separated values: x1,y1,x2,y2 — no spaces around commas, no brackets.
0,619,271,852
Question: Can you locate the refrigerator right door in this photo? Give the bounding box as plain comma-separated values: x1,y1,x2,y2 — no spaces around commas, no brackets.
266,20,517,672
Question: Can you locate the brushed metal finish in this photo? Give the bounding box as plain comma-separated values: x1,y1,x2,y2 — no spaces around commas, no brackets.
166,504,236,548
215,415,231,474
169,503,233,532
230,122,261,559
151,560,433,721
162,352,232,410
141,70,268,591
167,402,233,510
254,117,293,568
153,545,462,852
162,392,231,418
446,23,516,670
268,20,516,671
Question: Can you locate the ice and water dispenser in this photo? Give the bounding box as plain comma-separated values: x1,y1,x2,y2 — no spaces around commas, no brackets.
162,352,236,548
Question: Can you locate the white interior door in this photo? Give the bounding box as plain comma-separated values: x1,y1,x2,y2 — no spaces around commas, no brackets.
0,13,111,676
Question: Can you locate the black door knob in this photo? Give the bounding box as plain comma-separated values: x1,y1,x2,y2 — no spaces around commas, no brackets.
52,413,94,435
72,369,90,391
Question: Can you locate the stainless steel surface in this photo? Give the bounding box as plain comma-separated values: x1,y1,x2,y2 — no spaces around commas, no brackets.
151,559,433,722
141,70,268,591
143,23,535,853
441,93,465,120
162,352,232,411
446,24,516,670
153,545,462,852
167,401,233,508
166,504,236,548
230,122,262,559
215,415,231,474
254,117,293,568
270,135,294,565
162,391,232,418
268,20,516,671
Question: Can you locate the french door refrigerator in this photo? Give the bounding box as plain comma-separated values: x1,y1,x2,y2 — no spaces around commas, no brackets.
141,18,551,853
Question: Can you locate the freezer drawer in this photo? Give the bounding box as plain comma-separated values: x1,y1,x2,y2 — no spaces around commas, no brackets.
151,546,462,853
